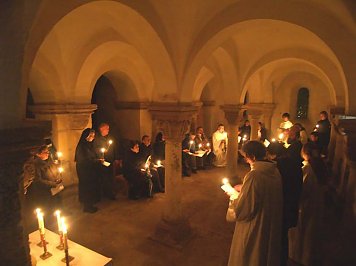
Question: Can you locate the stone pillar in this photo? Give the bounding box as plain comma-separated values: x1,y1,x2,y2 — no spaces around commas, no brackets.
221,105,244,180
262,104,275,139
201,101,216,137
149,103,197,248
0,120,51,265
30,104,97,185
244,104,264,140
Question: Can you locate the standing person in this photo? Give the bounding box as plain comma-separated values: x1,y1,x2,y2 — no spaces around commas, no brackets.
227,141,283,266
289,143,325,266
315,111,331,157
278,113,293,142
294,123,308,144
238,120,251,141
258,122,268,142
195,126,211,169
152,132,165,162
286,125,303,166
93,123,119,200
266,142,303,266
75,128,100,213
212,124,228,167
26,145,63,213
182,132,197,176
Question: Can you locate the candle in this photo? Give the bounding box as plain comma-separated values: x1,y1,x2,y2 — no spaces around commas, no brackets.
61,220,68,250
271,138,276,142
157,160,162,167
100,148,106,159
55,210,62,232
36,208,45,234
57,151,63,158
243,135,247,141
278,133,284,140
189,140,194,150
58,167,64,174
221,178,238,200
144,163,149,169
206,142,210,147
198,143,202,149
108,140,113,145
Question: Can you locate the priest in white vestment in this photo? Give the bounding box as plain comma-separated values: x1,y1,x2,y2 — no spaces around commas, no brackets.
227,141,283,266
212,124,228,167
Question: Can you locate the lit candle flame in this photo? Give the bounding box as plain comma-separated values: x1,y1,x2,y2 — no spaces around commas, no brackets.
58,167,64,173
108,140,113,145
189,140,194,145
157,160,161,166
278,133,284,140
61,218,67,234
100,148,106,153
198,144,202,148
54,210,62,232
57,152,63,158
271,138,276,142
222,178,229,185
206,143,210,147
316,124,319,128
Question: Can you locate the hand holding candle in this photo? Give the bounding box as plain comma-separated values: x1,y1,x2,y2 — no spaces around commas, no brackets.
221,178,239,200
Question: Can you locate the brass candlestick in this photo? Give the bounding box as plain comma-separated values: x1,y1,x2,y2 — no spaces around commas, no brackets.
39,233,52,260
56,231,64,250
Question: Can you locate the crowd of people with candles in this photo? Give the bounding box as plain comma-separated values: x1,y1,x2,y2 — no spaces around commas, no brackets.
25,109,332,265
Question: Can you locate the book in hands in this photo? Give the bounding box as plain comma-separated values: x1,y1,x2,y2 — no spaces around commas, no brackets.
51,184,64,196
102,161,111,167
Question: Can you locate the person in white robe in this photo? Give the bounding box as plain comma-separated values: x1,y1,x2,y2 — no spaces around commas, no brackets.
278,113,293,142
289,143,324,266
227,141,283,266
212,124,228,167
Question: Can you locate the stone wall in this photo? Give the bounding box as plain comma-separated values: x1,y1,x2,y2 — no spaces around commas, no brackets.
0,120,51,265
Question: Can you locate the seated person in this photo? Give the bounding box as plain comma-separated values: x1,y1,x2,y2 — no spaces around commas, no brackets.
182,132,198,176
122,141,151,199
139,135,164,192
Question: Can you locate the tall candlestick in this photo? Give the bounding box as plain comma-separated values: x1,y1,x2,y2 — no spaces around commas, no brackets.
61,220,74,264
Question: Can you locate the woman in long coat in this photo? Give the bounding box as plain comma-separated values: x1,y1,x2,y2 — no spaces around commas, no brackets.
75,128,100,213
228,141,283,266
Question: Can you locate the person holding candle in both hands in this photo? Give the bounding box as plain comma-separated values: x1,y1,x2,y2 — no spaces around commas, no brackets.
75,128,101,213
93,123,120,200
26,145,63,215
226,141,283,266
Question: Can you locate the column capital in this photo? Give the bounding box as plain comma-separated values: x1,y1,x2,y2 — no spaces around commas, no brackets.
30,103,97,130
115,101,149,110
220,104,245,125
149,102,200,140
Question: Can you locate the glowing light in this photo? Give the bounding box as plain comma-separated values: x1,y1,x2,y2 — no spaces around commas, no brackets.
278,133,284,140
108,140,113,145
206,143,210,147
100,148,106,153
144,163,149,169
58,167,64,173
198,144,202,149
316,124,319,128
222,178,229,185
54,210,62,232
189,140,194,145
57,152,63,158
271,138,276,142
157,160,162,167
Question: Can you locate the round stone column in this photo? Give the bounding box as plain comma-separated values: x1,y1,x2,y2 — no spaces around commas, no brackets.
149,103,198,248
221,104,245,181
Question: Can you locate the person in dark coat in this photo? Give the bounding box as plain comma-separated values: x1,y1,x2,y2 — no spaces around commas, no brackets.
258,122,268,142
139,135,164,192
238,120,251,141
267,142,303,266
182,132,197,176
286,125,303,166
26,145,63,214
93,123,120,200
315,111,331,157
75,128,100,213
123,141,150,199
152,132,165,161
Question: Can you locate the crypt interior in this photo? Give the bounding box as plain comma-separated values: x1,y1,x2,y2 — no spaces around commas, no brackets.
1,0,356,265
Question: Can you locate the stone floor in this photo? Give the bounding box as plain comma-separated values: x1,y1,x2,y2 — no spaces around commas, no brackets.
26,164,356,266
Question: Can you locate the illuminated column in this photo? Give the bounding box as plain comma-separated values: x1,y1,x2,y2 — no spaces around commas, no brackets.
248,110,262,141
262,104,275,139
201,101,216,137
221,104,244,180
149,103,197,247
30,104,97,184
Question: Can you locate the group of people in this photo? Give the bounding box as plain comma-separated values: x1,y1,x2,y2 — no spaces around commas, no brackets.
75,123,166,211
226,111,332,266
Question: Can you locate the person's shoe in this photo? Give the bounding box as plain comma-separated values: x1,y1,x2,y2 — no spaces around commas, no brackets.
83,206,98,213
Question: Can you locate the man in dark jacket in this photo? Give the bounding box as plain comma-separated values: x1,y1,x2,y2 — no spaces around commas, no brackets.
315,111,331,157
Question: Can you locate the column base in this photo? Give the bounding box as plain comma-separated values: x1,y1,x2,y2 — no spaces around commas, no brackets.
149,218,193,250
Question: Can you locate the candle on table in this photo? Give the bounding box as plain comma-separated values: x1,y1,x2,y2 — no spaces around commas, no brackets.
55,210,62,232
36,208,45,234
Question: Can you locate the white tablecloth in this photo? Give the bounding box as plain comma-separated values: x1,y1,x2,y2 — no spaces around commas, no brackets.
29,230,112,265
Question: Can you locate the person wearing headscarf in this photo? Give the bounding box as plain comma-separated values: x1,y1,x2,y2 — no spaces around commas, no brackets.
75,128,100,213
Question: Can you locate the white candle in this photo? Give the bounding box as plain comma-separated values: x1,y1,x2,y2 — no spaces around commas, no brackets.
61,219,68,250
198,143,202,149
157,160,162,167
57,152,63,158
36,208,45,234
278,133,284,140
271,138,276,142
100,148,106,159
206,142,210,147
58,167,64,174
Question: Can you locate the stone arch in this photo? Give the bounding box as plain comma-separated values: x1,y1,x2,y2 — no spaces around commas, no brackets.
26,0,176,106
182,11,355,112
